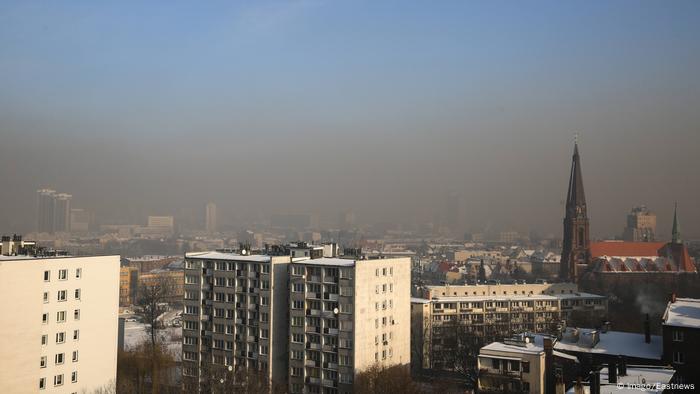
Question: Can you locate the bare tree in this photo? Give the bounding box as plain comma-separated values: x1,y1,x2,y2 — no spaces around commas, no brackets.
354,364,420,394
116,343,175,394
137,273,177,349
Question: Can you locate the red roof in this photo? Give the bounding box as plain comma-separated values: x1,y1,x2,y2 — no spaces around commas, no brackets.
590,241,665,258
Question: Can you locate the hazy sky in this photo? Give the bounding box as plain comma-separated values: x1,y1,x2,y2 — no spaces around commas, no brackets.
1,1,699,238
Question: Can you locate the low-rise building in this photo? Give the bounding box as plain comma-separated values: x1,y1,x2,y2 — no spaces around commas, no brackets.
662,296,700,388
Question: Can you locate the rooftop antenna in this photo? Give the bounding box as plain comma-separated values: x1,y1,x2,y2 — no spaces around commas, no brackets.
574,132,579,145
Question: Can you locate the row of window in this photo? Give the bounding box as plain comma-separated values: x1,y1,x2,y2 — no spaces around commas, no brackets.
39,372,78,389
43,289,81,303
43,268,81,282
42,330,79,346
42,309,80,324
40,350,79,367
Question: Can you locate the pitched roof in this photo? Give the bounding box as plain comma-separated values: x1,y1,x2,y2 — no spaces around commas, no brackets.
590,241,665,258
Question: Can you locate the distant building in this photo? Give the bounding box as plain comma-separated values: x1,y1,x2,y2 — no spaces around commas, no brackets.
53,193,72,233
119,266,139,306
37,189,56,233
205,203,217,234
288,257,411,394
0,240,119,393
146,216,174,236
560,142,591,283
662,296,700,388
70,209,90,234
411,283,607,372
622,205,656,242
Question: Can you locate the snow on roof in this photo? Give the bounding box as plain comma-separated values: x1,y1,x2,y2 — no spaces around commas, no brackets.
566,366,674,394
411,297,431,304
185,251,271,262
549,329,662,361
294,257,355,267
481,341,544,355
663,297,700,329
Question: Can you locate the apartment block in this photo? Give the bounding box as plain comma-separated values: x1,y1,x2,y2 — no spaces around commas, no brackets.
181,252,292,392
287,257,411,394
0,251,120,393
412,282,607,371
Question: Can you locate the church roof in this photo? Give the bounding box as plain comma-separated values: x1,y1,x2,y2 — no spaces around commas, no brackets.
565,142,587,216
590,241,665,258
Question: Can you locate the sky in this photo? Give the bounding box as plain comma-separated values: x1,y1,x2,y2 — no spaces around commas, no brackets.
1,1,699,238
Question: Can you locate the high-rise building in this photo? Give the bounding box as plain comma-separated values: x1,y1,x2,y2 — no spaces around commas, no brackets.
560,142,590,283
287,257,411,394
181,252,293,392
53,193,72,233
622,205,656,242
205,203,217,234
37,189,57,233
0,243,119,393
147,216,174,234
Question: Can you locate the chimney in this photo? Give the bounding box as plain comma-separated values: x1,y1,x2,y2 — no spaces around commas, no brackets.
644,314,651,344
589,367,600,394
608,360,617,384
544,337,555,393
574,377,584,394
671,292,677,303
618,356,627,376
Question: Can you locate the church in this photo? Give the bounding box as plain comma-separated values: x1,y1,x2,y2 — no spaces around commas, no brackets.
559,143,697,283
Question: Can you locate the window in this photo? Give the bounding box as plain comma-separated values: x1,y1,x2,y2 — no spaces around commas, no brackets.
74,289,81,300
40,378,46,390
184,336,197,345
73,330,79,341
673,330,684,342
75,268,81,278
43,292,49,303
185,275,198,284
55,353,64,365
292,266,303,276
56,332,65,344
44,271,50,281
71,371,77,383
291,367,303,377
57,290,67,302
292,300,304,309
292,334,304,343
673,351,685,364
42,335,48,345
292,350,303,360
293,283,304,292
58,269,67,280
42,313,49,324
185,305,199,315
40,356,47,368
183,351,197,361
72,351,78,362
57,311,66,323
292,316,304,326
73,309,80,320
522,361,530,373
184,321,198,330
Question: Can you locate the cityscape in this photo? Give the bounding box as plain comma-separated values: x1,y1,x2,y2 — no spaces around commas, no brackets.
1,2,699,394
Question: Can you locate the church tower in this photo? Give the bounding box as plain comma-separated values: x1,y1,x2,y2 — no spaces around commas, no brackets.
560,141,591,282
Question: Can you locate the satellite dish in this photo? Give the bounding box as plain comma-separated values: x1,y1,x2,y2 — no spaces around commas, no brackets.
333,308,339,315
220,379,225,384
228,365,233,372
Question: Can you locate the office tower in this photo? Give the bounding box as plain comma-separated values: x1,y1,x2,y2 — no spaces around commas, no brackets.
37,189,56,233
205,203,217,234
53,193,72,233
181,252,292,392
622,206,656,242
560,142,590,283
0,244,120,393
287,257,411,394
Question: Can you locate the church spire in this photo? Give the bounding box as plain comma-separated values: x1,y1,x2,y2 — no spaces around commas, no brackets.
560,139,591,283
565,140,586,217
672,203,681,244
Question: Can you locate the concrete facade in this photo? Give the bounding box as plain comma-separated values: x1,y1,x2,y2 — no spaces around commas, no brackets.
0,255,120,393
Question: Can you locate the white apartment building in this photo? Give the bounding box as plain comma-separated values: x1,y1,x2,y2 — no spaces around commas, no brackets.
287,257,411,394
0,253,120,393
181,251,293,392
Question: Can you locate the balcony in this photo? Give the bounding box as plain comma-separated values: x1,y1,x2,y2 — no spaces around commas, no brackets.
308,275,321,283
323,293,339,302
200,314,209,321
306,377,321,385
306,309,321,317
306,325,321,334
323,362,338,370
323,327,339,335
322,310,336,318
322,379,336,387
308,342,321,350
305,359,319,368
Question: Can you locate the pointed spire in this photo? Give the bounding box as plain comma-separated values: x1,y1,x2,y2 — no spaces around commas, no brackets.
672,202,681,244
565,139,586,217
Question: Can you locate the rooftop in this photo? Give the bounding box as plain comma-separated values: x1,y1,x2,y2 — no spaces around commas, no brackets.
566,366,674,394
662,297,700,329
292,257,355,267
185,251,271,262
536,329,662,361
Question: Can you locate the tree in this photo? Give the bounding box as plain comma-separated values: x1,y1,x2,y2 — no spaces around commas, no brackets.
354,364,420,394
137,273,177,349
134,273,178,393
116,343,176,394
